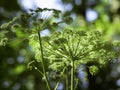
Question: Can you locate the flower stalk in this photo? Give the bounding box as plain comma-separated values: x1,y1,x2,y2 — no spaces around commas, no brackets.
37,29,51,90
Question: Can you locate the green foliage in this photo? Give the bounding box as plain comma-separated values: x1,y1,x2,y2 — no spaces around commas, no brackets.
0,38,8,46
1,7,120,90
89,65,99,75
35,30,115,74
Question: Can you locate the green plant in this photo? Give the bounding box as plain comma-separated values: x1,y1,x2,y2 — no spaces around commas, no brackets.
0,7,120,90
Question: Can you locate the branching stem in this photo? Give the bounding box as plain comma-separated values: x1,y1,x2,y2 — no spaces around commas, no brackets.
37,29,51,90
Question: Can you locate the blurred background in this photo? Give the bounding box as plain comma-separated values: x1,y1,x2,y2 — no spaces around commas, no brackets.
0,0,120,90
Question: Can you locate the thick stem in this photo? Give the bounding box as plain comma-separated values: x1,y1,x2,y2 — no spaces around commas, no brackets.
71,60,74,90
38,31,51,90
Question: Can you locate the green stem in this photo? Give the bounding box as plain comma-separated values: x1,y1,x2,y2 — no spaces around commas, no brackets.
37,30,51,90
34,66,44,76
54,81,60,90
75,78,79,90
71,60,74,90
66,74,69,90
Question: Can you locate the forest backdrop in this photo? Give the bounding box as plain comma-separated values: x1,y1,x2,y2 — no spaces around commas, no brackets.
0,0,120,90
